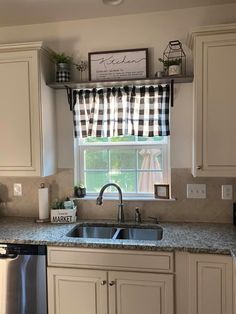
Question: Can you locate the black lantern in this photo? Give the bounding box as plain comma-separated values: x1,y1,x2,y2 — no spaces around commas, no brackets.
159,40,186,77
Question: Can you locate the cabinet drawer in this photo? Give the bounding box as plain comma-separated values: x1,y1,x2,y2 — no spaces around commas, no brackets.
47,247,173,273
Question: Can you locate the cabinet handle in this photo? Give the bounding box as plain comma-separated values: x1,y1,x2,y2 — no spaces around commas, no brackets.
101,280,107,286
196,165,202,170
109,281,115,286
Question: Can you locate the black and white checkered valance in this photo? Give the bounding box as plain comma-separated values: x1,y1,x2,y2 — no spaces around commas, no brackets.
73,85,170,138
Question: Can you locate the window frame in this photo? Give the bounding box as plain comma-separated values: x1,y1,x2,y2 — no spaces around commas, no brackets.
74,137,170,198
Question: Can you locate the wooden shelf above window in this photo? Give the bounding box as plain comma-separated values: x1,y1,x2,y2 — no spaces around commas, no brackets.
48,75,193,90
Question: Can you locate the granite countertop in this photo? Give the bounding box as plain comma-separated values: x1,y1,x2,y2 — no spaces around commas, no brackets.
0,217,236,258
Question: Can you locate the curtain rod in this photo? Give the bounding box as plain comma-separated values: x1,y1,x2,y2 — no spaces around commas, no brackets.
69,84,169,91
65,80,174,111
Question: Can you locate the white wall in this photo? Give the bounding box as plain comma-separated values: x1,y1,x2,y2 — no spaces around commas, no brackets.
0,3,236,168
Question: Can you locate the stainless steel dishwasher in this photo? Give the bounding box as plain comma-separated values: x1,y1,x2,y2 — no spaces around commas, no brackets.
0,244,47,314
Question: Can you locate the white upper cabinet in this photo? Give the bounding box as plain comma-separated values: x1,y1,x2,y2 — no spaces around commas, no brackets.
190,24,236,177
0,42,56,177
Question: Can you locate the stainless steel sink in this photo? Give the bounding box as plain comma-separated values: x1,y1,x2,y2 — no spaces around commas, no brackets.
67,225,116,239
115,227,163,241
67,224,163,241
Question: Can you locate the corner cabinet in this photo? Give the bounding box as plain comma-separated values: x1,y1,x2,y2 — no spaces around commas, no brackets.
176,252,233,314
0,42,56,176
47,247,174,314
190,24,236,177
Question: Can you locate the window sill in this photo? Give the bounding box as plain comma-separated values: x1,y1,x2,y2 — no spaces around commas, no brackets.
72,196,176,202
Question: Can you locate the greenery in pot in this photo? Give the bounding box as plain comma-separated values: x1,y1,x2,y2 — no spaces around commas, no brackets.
51,197,75,209
74,184,86,198
51,198,65,209
51,52,73,82
51,52,73,65
158,58,182,68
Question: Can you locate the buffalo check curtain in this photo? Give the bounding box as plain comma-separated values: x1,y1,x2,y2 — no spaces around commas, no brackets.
73,85,170,138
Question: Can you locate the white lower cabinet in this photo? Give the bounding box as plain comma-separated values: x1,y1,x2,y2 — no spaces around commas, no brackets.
176,252,233,314
108,271,173,314
48,267,173,314
47,268,108,314
233,259,236,314
189,254,233,314
47,247,174,314
48,247,233,314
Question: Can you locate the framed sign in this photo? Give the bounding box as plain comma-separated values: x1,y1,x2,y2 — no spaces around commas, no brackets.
154,184,170,199
88,48,149,81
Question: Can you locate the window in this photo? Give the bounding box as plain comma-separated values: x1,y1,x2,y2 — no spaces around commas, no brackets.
75,135,170,197
73,83,171,197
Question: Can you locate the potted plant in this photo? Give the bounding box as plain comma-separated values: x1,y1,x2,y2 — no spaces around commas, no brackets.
74,184,86,198
51,52,73,83
51,197,77,223
158,58,182,76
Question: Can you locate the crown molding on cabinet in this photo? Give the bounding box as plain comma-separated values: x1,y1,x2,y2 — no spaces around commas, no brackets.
187,22,236,49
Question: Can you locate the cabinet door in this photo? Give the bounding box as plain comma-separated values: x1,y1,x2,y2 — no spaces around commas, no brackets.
189,254,233,314
47,267,108,314
233,259,236,314
108,271,174,314
193,31,236,176
0,50,41,175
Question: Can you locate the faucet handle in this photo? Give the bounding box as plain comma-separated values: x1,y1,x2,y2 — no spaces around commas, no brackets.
96,196,103,205
135,207,142,223
147,216,159,224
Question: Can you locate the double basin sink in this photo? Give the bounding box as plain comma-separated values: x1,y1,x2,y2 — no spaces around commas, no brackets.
67,223,163,241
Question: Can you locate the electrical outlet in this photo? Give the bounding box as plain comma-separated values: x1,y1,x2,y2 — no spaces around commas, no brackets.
13,183,22,196
221,185,233,200
187,184,206,199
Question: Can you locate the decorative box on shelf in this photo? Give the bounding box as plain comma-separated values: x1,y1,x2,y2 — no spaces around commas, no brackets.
50,207,77,223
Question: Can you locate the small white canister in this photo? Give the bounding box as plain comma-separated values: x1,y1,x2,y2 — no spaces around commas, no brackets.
168,65,181,76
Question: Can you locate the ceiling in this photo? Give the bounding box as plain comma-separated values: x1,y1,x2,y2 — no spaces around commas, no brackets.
0,0,235,27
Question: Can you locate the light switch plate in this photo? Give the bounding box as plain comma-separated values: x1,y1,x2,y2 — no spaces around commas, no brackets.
13,183,22,196
221,185,233,200
187,184,206,199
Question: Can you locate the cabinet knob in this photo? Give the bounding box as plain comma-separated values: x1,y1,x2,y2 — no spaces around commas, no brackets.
101,280,107,286
196,165,202,170
109,281,115,286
